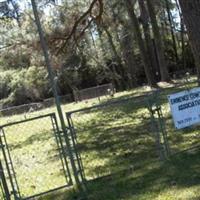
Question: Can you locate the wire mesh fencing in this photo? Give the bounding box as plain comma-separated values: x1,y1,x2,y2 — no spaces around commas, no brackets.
0,113,72,200
66,95,168,182
0,159,10,200
1,79,199,199
140,80,200,156
66,81,200,182
158,83,200,155
73,83,115,102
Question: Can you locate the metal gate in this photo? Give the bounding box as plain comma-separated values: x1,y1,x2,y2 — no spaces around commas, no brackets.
0,113,72,200
65,96,168,182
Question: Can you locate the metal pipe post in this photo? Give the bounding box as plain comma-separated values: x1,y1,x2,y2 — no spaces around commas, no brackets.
30,0,82,189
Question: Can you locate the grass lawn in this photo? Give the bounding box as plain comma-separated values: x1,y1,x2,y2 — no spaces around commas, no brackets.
0,78,200,200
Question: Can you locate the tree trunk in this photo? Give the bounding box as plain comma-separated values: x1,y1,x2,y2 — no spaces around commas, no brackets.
165,0,179,63
120,27,138,87
179,0,200,83
138,0,160,81
96,25,121,89
125,0,157,87
115,11,138,88
180,17,186,69
102,23,127,89
146,0,170,82
102,24,122,66
175,0,186,69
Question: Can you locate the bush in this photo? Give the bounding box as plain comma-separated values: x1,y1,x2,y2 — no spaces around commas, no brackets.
25,66,49,100
2,50,31,69
0,70,13,99
8,69,27,105
0,66,49,106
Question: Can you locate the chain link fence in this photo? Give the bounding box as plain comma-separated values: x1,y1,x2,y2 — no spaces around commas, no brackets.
0,84,114,117
0,113,71,200
66,81,200,182
1,79,200,199
0,94,73,117
73,83,115,102
141,80,200,156
66,95,168,181
158,83,200,155
0,159,10,200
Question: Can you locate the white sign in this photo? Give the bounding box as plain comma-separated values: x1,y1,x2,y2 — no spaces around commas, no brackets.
168,87,200,129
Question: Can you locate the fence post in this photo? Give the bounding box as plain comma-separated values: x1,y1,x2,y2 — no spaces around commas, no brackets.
0,159,10,200
156,107,171,157
148,105,165,160
146,90,170,160
30,0,86,194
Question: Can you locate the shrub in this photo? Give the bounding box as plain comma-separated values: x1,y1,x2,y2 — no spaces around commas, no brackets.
0,70,13,99
1,66,49,106
25,66,49,100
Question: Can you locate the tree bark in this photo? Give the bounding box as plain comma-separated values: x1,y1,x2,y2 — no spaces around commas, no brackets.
96,25,122,89
115,10,138,87
102,23,127,89
125,0,157,87
120,27,138,87
165,0,179,63
179,0,200,82
175,0,186,69
146,0,170,82
138,0,159,81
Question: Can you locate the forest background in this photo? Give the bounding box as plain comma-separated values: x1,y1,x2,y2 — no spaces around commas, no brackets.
0,0,197,108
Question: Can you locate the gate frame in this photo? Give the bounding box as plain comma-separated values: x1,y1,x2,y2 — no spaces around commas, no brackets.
0,113,73,200
0,159,10,200
146,90,170,160
65,95,170,182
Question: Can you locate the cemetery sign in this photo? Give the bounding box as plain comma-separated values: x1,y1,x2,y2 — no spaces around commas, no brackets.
168,87,200,129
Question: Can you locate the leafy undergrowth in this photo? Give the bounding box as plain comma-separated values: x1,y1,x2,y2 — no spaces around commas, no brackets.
0,78,200,200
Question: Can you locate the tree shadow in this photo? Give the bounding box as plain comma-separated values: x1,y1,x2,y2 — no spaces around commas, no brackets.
8,129,53,150
39,149,200,200
84,149,200,200
23,83,200,200
71,101,159,179
70,90,200,185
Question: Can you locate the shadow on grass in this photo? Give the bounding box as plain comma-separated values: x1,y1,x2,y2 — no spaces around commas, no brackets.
4,83,200,200
70,99,160,180
86,150,200,200
39,149,200,200
8,129,53,150
33,84,200,199
69,88,200,182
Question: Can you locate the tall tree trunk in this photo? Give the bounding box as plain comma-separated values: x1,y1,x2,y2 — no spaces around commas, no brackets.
102,23,127,89
146,0,170,82
175,0,186,69
120,27,138,87
138,0,160,81
180,17,186,69
165,0,179,63
179,0,200,83
125,0,157,87
102,24,122,65
114,11,138,88
96,26,121,89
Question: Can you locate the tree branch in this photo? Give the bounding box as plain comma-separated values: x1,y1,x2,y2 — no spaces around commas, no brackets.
56,0,103,55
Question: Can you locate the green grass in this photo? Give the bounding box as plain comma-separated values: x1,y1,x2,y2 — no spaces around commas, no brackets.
0,78,200,200
1,116,68,198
